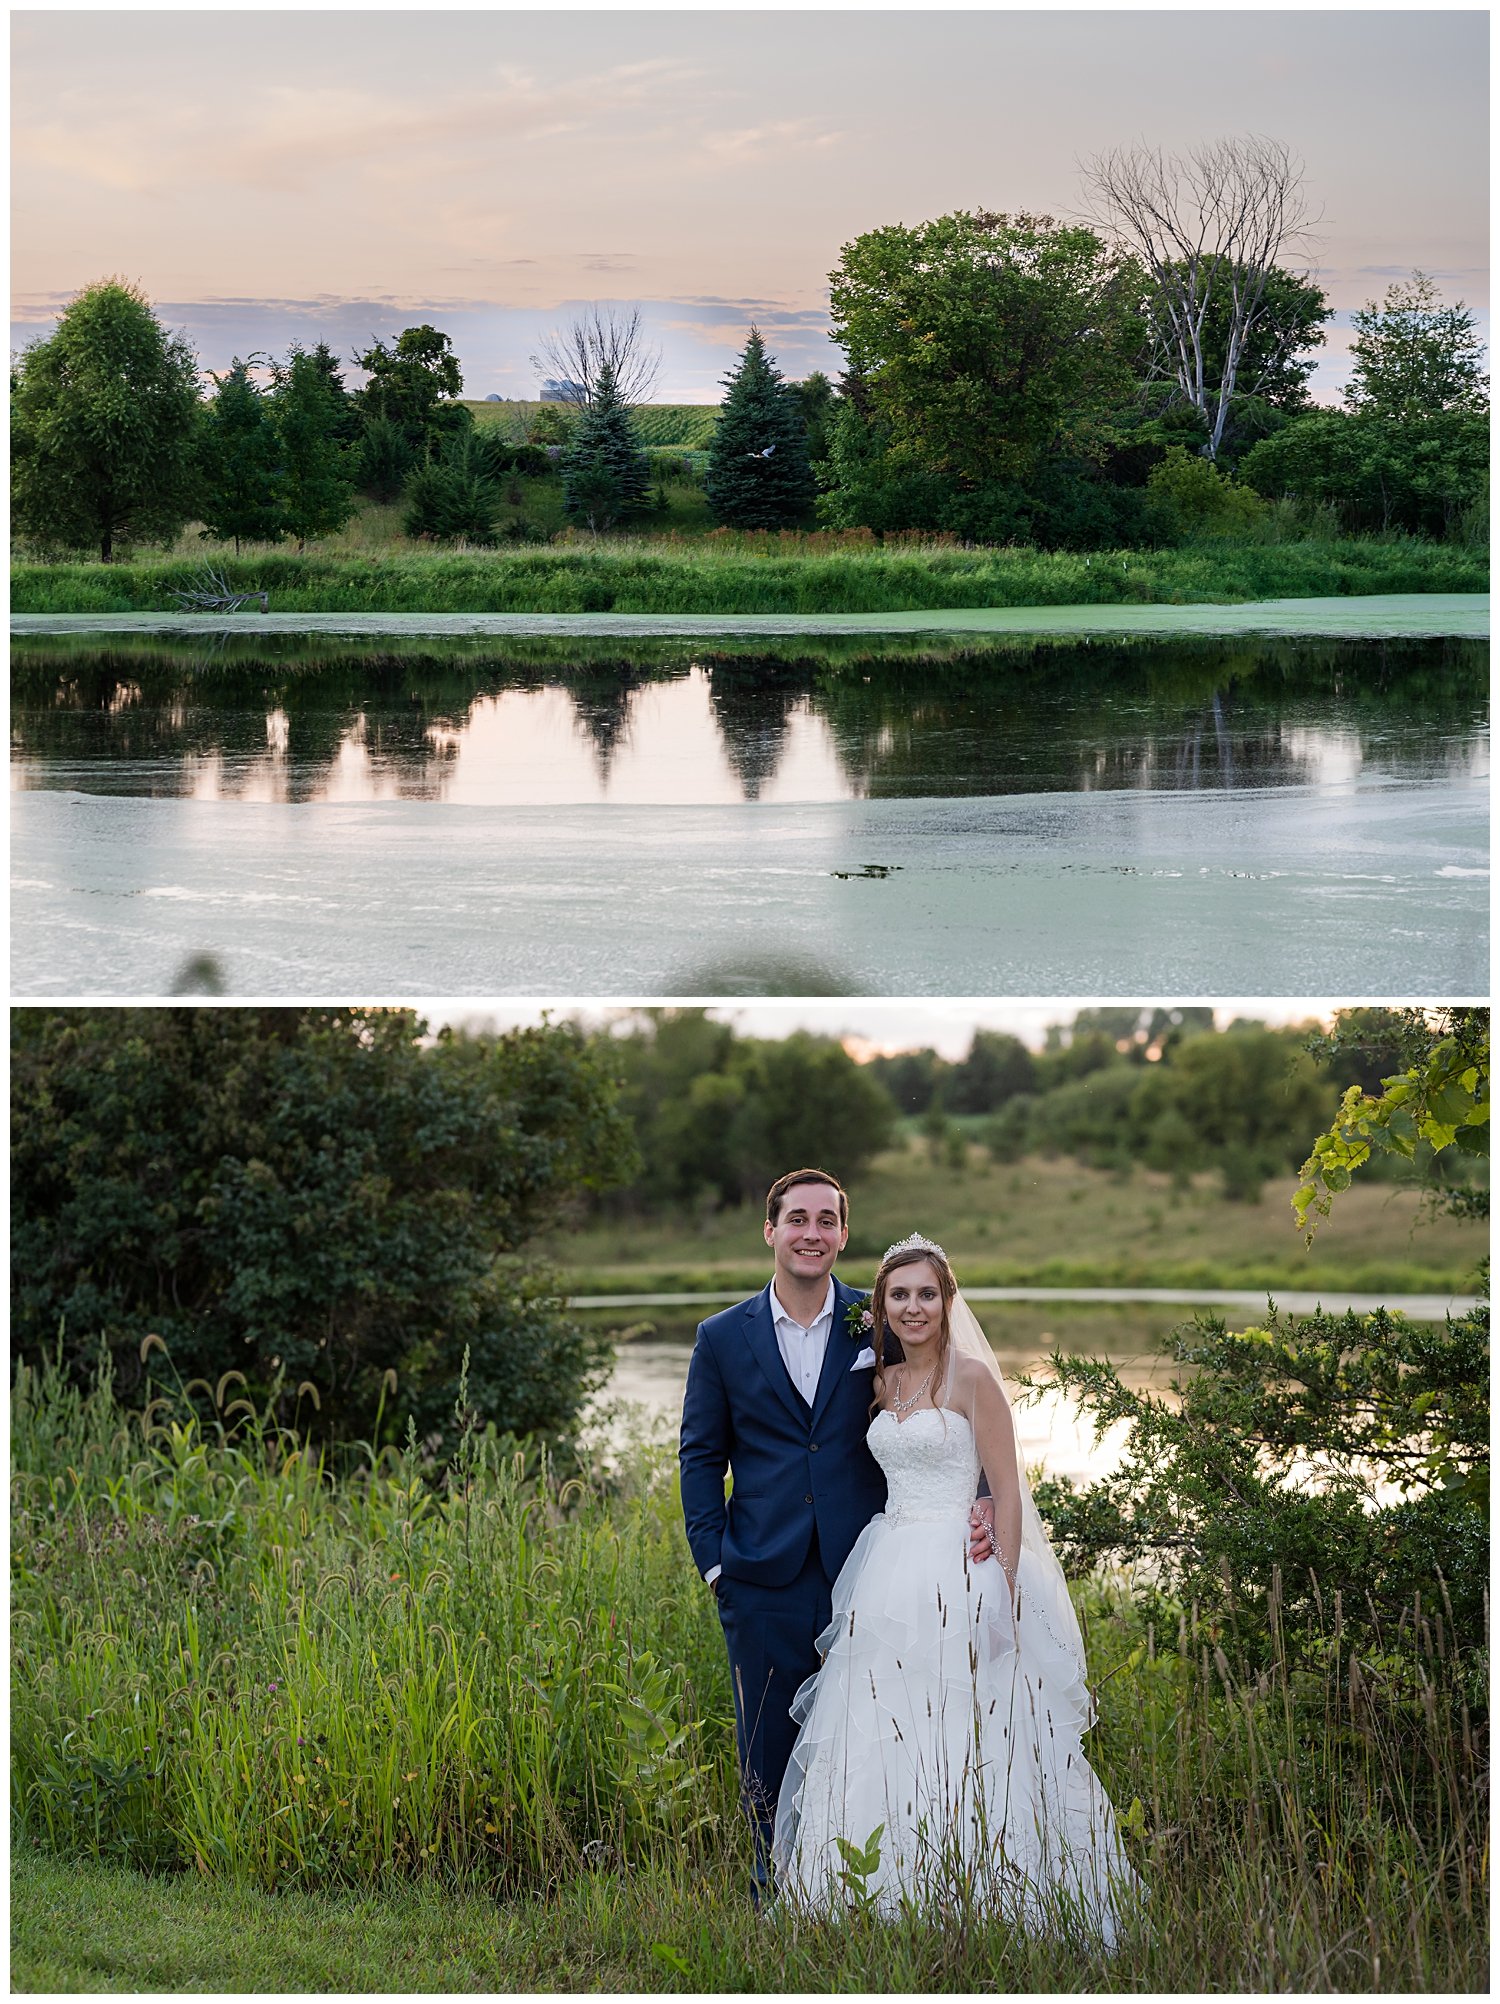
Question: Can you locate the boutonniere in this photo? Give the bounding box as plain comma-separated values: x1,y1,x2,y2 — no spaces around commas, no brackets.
844,1298,874,1342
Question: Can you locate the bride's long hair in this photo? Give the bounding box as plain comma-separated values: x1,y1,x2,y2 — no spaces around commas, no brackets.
871,1243,958,1404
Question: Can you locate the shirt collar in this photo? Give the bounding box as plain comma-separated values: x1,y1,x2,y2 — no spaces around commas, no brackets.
769,1276,837,1333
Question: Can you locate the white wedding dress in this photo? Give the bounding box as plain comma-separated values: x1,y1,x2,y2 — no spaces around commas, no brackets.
772,1403,1139,1939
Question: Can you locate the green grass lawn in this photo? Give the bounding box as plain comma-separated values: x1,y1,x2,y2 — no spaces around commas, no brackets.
550,1143,1487,1297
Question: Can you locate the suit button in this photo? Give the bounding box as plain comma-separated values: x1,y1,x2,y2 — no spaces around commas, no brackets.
809,1443,819,1452
805,1495,813,1504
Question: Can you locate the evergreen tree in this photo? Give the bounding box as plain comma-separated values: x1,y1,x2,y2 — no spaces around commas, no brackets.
356,416,416,502
560,362,650,530
11,278,201,561
271,346,357,551
306,340,363,447
402,429,503,543
198,357,285,552
705,327,816,528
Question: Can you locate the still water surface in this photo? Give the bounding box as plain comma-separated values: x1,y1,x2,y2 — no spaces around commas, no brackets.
11,636,1487,994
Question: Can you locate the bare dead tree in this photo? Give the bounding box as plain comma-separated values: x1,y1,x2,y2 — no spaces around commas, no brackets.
1082,134,1321,459
529,304,662,411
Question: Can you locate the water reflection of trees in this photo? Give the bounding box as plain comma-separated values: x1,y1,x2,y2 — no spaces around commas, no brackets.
704,661,805,801
10,637,1486,805
809,639,1488,797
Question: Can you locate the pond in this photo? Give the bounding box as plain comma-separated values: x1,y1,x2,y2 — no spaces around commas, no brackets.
11,632,1487,995
583,1299,1181,1485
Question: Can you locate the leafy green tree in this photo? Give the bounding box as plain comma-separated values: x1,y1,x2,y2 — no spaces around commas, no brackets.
944,1030,1037,1115
603,1011,894,1209
705,328,816,528
1295,1007,1489,1236
10,1009,637,1447
1027,1006,1490,1667
795,370,838,470
1239,407,1487,538
1130,1025,1333,1201
827,210,1141,492
867,1045,945,1116
11,278,201,561
1345,272,1488,421
561,362,650,530
197,357,286,552
1145,442,1268,539
353,324,470,457
1032,1301,1489,1666
270,346,356,551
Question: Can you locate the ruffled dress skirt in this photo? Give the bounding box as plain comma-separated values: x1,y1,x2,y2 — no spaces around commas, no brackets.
772,1505,1139,1939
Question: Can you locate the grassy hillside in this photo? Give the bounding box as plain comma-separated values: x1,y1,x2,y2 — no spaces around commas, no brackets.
550,1144,1487,1297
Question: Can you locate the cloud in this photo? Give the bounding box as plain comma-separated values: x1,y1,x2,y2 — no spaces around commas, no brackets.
699,118,845,165
13,56,708,201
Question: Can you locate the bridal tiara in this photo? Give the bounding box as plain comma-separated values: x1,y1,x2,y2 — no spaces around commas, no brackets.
880,1232,948,1266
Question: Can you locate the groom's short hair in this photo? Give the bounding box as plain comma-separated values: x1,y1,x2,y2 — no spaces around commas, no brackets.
766,1167,848,1227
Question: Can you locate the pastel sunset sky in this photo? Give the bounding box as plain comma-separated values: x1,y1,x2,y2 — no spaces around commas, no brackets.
12,7,1489,401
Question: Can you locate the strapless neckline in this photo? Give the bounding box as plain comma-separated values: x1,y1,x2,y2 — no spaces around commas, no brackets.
870,1405,973,1434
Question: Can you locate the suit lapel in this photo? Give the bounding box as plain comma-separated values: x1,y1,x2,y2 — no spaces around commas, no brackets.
808,1275,860,1431
741,1283,810,1429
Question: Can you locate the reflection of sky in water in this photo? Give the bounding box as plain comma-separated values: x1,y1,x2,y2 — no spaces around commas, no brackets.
12,662,1489,807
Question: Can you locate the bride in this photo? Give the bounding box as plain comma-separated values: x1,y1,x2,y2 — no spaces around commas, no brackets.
772,1234,1140,1939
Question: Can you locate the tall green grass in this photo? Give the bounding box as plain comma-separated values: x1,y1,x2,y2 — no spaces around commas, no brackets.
11,1350,1486,1989
12,535,1486,617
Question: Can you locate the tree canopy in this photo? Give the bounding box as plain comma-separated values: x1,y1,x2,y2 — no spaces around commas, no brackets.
11,278,202,561
353,324,470,456
11,1009,638,1447
1345,272,1489,422
828,210,1141,489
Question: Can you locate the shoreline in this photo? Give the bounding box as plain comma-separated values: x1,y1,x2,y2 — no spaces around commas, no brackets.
10,590,1490,642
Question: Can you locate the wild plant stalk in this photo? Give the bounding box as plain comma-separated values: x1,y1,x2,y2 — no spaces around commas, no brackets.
11,1351,1487,1990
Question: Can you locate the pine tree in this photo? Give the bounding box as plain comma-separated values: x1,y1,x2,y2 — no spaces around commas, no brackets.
401,429,503,544
307,340,364,447
705,327,816,528
271,347,357,552
198,357,285,552
560,362,650,530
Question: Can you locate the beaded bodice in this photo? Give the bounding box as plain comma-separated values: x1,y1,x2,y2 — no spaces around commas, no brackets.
867,1407,979,1522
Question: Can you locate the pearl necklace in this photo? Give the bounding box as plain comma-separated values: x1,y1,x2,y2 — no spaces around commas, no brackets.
888,1363,935,1418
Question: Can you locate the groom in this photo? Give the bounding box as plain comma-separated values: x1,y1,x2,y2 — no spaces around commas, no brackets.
678,1166,992,1897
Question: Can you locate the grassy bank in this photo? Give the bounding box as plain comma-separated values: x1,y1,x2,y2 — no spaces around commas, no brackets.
551,1150,1488,1300
11,1355,1486,1992
12,534,1486,617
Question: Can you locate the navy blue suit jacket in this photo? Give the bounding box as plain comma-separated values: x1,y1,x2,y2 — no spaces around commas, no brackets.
679,1275,888,1588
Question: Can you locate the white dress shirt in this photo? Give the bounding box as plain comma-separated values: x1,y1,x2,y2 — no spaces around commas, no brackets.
770,1276,837,1405
705,1278,837,1586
